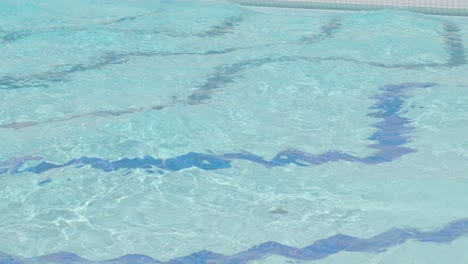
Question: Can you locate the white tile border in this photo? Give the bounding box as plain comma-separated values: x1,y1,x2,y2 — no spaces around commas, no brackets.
230,0,468,16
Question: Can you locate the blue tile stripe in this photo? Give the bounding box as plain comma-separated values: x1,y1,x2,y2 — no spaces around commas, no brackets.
0,47,261,91
301,19,341,43
0,83,435,176
0,53,452,129
0,12,239,45
197,16,243,37
1,19,465,92
1,218,467,263
444,23,466,66
2,12,465,92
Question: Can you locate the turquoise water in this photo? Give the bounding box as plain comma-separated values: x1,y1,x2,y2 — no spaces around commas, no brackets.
1,0,468,263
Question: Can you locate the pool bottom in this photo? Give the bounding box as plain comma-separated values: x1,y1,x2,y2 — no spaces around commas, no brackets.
1,2,467,263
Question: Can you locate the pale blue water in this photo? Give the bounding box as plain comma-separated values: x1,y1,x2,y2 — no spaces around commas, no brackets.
1,0,468,263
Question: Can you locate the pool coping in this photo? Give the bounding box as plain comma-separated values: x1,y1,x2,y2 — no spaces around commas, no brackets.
230,0,468,16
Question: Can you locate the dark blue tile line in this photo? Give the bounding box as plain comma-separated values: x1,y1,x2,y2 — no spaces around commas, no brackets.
2,15,465,92
0,156,42,172
0,11,163,44
0,26,184,47
0,13,240,46
2,16,465,90
186,54,440,104
0,31,33,44
0,51,128,90
188,56,294,103
0,15,246,89
0,50,281,129
0,83,435,175
100,11,162,25
0,53,447,129
0,44,457,91
0,106,148,129
364,83,419,163
300,56,450,69
443,23,466,66
197,16,243,37
1,218,467,264
0,47,257,90
301,19,341,43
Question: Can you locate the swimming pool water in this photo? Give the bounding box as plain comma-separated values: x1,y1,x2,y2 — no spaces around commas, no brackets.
1,0,468,263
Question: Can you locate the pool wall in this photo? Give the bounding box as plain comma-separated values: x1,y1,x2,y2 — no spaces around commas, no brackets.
230,0,468,16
